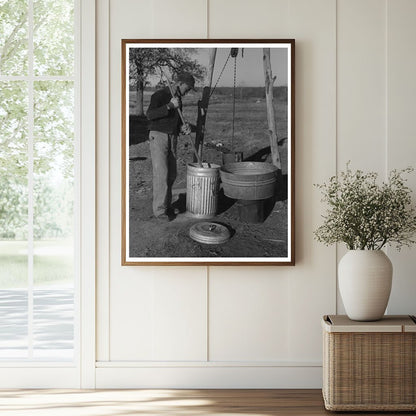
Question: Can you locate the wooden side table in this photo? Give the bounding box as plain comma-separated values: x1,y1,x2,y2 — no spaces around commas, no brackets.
322,315,416,411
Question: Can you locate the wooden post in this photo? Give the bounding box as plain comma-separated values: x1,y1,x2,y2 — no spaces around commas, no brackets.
195,48,217,160
262,48,282,170
207,48,217,93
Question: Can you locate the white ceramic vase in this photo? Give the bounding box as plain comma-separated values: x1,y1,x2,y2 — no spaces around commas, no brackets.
338,250,393,321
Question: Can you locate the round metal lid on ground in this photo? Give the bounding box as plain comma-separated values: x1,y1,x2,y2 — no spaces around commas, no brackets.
189,222,231,245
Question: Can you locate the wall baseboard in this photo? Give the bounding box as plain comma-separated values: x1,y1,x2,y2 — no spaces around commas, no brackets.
96,365,323,389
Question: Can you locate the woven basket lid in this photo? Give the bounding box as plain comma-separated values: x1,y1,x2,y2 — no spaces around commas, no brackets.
189,222,231,245
322,315,416,333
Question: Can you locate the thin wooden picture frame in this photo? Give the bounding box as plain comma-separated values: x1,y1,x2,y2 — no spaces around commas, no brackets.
122,39,295,266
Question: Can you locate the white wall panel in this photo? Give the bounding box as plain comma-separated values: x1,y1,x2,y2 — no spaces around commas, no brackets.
336,0,387,314
209,0,289,38
96,365,322,388
110,0,153,38
110,269,207,361
103,0,336,379
209,268,290,361
386,0,416,315
104,0,208,363
151,271,207,361
94,0,416,388
109,0,206,39
96,0,110,362
110,271,155,360
207,0,336,365
286,0,337,361
150,0,207,38
337,0,387,172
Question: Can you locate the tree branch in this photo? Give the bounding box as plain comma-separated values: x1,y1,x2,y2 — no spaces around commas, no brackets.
0,9,28,67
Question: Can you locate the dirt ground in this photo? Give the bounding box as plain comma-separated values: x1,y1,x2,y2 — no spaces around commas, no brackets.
128,92,289,260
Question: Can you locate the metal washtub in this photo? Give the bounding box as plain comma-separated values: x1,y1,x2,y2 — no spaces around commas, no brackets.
186,163,220,218
220,162,278,200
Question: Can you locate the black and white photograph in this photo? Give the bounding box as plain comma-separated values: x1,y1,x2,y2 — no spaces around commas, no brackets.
122,40,295,265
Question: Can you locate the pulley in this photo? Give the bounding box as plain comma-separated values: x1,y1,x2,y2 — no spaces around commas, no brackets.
230,48,239,58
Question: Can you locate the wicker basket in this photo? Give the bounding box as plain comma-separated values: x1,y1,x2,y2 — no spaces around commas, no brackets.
322,315,416,411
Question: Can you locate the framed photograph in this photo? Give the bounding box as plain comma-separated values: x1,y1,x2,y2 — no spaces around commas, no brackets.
122,39,295,265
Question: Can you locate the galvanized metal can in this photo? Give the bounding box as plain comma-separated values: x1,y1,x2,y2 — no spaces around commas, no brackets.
186,163,220,218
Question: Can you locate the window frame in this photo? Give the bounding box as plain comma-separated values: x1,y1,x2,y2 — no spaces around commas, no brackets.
0,0,96,388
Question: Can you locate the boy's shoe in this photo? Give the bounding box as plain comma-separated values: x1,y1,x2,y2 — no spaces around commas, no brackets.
154,213,170,221
167,207,181,216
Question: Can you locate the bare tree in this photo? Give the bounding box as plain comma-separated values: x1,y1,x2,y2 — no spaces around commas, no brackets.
129,48,205,116
263,48,282,170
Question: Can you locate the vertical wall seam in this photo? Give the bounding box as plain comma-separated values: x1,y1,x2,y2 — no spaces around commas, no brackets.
206,0,209,39
96,0,111,363
106,0,111,362
206,266,210,362
205,0,210,348
384,0,390,265
335,0,339,314
385,0,389,178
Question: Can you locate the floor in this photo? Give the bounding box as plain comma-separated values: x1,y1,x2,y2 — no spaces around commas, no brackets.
0,389,413,416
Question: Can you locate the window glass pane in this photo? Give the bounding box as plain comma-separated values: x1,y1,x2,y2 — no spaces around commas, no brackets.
0,0,28,76
0,81,28,359
33,287,74,360
33,80,74,359
0,81,28,244
33,0,74,76
33,81,74,254
0,81,28,242
0,289,28,359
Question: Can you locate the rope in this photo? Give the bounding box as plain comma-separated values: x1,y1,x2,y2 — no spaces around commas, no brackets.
209,50,231,99
209,49,239,153
231,54,237,151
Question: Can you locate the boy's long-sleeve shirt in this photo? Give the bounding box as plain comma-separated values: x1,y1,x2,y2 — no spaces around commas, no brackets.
146,87,182,135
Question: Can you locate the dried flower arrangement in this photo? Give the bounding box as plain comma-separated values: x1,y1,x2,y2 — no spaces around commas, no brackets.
314,164,416,250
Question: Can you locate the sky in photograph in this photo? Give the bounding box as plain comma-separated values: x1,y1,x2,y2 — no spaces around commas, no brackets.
196,47,289,87
135,45,289,88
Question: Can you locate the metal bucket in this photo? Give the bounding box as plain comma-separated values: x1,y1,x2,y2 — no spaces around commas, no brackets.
222,151,243,165
220,162,278,200
237,199,267,223
186,163,220,218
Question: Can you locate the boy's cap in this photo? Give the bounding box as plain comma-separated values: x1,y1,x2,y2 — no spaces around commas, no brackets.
177,72,196,90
